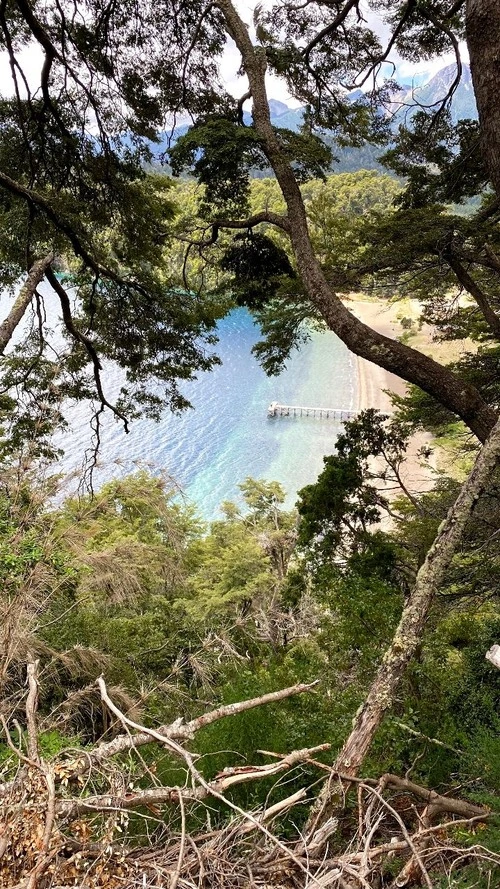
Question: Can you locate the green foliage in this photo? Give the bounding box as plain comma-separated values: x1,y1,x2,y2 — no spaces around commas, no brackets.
186,519,273,618
169,117,266,215
297,409,410,557
383,113,488,208
274,127,332,181
244,171,401,371
1,1,500,878
220,232,296,310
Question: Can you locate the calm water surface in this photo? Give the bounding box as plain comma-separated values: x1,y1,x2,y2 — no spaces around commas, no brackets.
56,308,357,518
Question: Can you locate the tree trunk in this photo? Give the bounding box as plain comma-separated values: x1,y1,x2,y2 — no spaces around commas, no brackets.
216,0,497,443
0,254,53,354
304,412,500,841
467,0,500,200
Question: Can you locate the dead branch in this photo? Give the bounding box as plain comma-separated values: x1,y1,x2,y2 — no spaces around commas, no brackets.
380,773,487,822
95,676,327,889
169,786,186,889
0,714,38,770
364,782,433,889
25,661,40,765
79,679,319,773
0,677,495,889
58,741,329,819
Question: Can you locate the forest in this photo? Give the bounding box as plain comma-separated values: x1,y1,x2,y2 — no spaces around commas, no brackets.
0,0,500,887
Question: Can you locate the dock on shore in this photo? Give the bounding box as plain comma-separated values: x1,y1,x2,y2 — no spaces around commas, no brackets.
267,402,358,421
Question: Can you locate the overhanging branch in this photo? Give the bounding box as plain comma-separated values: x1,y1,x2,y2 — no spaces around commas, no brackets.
179,210,291,249
46,268,129,432
0,171,148,299
214,0,498,443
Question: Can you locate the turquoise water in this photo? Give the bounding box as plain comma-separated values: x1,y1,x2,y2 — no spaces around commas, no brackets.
57,308,357,518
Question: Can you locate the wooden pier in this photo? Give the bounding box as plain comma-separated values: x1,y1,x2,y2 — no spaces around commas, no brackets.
267,402,358,421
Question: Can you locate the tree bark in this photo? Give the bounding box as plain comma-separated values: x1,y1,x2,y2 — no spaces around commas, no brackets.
467,0,500,201
486,644,500,668
305,412,500,840
0,253,53,354
216,0,497,443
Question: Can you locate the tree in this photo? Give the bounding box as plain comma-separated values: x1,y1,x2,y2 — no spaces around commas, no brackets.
0,2,230,461
3,5,500,881
167,0,500,442
1,0,500,450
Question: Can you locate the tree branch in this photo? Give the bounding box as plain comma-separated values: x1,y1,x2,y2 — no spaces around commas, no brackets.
214,0,498,444
0,171,148,299
0,254,53,354
59,741,328,819
446,251,500,340
302,0,361,62
46,268,129,432
181,211,291,249
77,679,319,772
26,660,40,764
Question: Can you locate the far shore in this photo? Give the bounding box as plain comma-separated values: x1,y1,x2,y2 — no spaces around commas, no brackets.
347,296,437,497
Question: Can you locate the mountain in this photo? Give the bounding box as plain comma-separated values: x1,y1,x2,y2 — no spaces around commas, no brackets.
267,98,291,118
150,63,478,175
396,63,477,123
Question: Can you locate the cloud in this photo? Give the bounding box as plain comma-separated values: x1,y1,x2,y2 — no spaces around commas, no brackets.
0,44,44,97
396,44,469,83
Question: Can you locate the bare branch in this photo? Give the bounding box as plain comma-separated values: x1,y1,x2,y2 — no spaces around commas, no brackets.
25,661,40,764
82,679,319,771
46,268,130,432
170,786,186,889
364,783,433,889
59,742,327,819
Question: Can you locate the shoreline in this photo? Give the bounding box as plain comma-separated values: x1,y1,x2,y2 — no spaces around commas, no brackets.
351,298,409,415
349,297,436,496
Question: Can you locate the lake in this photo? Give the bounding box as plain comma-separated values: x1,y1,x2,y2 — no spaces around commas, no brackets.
55,307,357,518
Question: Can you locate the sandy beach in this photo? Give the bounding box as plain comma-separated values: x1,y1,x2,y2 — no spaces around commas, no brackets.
348,297,436,497
352,300,408,413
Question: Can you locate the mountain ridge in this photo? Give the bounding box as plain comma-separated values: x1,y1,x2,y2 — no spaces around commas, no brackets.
152,63,477,174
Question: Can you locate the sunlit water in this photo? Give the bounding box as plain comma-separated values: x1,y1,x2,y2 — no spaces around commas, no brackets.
51,307,357,518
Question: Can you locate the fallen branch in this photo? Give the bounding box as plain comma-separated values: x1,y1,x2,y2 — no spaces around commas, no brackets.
77,679,319,774
59,738,329,818
0,676,495,889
